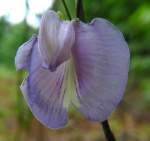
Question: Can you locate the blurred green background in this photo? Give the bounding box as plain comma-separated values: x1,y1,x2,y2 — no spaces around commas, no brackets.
0,0,150,141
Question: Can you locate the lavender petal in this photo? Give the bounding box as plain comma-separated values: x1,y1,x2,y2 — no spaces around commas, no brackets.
15,35,37,70
21,40,68,129
72,18,130,121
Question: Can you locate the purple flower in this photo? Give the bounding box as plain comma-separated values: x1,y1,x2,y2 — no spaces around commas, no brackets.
15,11,130,129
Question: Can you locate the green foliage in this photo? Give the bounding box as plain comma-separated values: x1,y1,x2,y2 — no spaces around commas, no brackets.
0,19,36,68
53,0,76,19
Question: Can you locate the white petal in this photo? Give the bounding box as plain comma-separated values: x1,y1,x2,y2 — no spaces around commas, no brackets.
38,11,75,71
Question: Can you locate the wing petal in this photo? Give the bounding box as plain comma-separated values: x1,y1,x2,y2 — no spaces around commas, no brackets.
21,40,68,129
15,35,37,70
72,19,130,121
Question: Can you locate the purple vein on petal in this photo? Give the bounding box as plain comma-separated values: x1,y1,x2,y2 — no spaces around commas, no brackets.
72,18,130,122
15,34,37,70
20,38,69,129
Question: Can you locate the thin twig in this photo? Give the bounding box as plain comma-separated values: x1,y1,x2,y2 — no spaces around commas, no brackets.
101,120,116,141
62,0,72,20
76,0,85,21
25,0,29,22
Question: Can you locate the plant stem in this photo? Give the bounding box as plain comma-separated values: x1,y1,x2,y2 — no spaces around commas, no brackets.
101,120,116,141
25,0,29,21
62,0,72,20
76,0,85,21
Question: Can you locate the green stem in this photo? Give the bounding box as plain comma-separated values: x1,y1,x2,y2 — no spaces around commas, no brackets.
101,120,116,141
62,0,72,20
25,0,29,21
76,0,85,21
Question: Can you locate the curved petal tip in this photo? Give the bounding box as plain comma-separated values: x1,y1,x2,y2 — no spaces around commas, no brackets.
38,11,75,72
15,35,37,70
72,18,130,122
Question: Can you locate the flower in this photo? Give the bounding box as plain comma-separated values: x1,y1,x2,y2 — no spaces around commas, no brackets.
15,10,130,129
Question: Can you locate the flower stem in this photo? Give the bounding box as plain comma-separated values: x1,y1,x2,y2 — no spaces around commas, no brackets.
101,120,116,141
76,0,85,21
62,0,72,20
